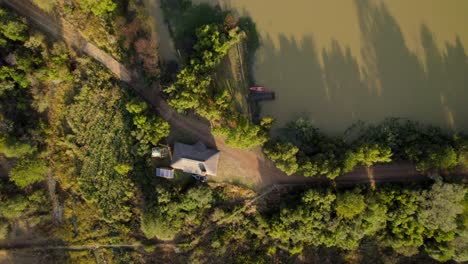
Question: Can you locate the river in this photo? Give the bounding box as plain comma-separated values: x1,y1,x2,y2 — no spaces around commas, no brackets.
192,0,468,134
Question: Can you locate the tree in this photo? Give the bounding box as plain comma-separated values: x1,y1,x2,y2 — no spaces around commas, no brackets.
418,181,466,233
264,142,299,175
0,222,8,240
380,188,425,255
140,211,180,241
0,195,29,219
0,9,28,43
406,144,459,172
9,156,47,188
0,136,35,158
78,0,116,17
126,99,170,154
213,116,271,149
336,191,366,219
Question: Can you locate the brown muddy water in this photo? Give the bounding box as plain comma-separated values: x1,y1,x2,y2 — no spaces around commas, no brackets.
145,0,179,62
193,0,468,134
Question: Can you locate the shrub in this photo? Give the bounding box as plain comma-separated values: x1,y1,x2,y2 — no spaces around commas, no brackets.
9,156,47,188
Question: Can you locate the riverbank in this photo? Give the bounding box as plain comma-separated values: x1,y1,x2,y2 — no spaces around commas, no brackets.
194,0,468,134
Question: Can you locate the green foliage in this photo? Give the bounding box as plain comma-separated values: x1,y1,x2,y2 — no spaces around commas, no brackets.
165,24,242,113
78,0,116,17
31,0,57,13
9,156,47,188
165,23,269,149
126,99,170,155
352,118,466,172
418,181,466,233
114,164,133,176
0,9,28,43
336,191,366,219
406,144,458,172
65,61,137,223
0,195,29,219
0,136,35,158
344,144,393,170
141,211,179,241
0,66,30,92
264,142,299,175
266,181,466,260
0,222,8,240
269,118,464,178
212,116,272,149
140,185,214,240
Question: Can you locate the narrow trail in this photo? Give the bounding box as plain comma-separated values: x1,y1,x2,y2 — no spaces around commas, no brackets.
218,185,278,225
0,239,180,251
2,0,131,82
4,0,465,189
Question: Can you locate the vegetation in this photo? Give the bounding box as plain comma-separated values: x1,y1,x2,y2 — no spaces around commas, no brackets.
266,118,467,179
78,0,116,17
1,3,467,264
135,178,468,263
31,0,57,13
56,0,160,80
126,99,170,155
266,181,467,261
0,8,168,262
164,3,272,149
141,184,213,241
9,156,47,188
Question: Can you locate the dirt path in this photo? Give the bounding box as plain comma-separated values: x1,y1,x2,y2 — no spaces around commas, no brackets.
5,0,463,189
0,238,179,251
2,0,131,82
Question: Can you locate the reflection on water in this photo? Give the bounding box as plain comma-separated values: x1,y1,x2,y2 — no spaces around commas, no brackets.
193,0,468,134
144,0,178,62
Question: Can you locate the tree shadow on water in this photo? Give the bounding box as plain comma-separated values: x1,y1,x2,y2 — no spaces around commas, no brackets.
421,25,468,131
355,0,468,132
255,33,331,132
254,0,468,134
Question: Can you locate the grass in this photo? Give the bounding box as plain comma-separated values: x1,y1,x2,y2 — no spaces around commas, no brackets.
173,170,194,186
32,0,57,13
215,42,250,116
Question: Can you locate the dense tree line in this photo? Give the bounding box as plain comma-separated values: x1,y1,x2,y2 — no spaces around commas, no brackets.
0,7,65,244
137,178,467,263
267,181,467,262
141,184,214,241
0,7,170,262
0,8,52,189
265,118,468,179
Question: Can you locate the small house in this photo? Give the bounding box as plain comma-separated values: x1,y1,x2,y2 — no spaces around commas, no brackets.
171,142,220,176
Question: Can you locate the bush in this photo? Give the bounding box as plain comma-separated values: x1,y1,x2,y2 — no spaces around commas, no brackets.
78,0,116,17
0,9,28,43
140,211,180,241
31,0,57,13
0,137,36,158
268,118,464,178
0,222,9,240
336,191,366,219
9,156,47,188
0,195,29,219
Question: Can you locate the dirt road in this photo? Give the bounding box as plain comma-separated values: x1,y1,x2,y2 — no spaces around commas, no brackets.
1,0,131,82
4,0,459,188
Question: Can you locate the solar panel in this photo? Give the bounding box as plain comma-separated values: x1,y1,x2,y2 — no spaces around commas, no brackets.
156,168,174,179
